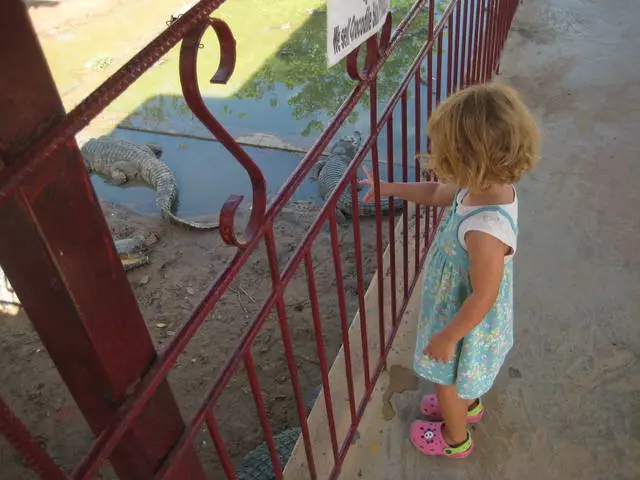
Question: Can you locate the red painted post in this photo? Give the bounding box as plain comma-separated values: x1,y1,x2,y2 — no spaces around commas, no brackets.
0,3,205,478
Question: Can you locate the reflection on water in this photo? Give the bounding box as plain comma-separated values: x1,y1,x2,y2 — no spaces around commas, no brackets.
121,1,450,148
94,0,465,216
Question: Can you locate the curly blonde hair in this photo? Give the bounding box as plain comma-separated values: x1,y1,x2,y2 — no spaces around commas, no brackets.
425,83,540,192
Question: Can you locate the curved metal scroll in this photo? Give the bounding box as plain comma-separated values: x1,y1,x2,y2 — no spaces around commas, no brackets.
346,13,393,81
179,18,267,248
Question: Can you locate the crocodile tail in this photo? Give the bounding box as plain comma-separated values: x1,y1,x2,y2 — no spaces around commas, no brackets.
164,210,219,230
357,196,404,216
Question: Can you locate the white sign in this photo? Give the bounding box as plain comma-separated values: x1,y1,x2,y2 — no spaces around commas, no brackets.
327,0,391,67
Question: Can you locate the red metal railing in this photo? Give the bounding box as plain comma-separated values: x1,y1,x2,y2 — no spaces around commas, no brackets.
0,0,519,478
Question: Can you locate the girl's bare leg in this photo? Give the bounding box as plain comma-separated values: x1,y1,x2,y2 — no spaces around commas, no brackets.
435,383,469,445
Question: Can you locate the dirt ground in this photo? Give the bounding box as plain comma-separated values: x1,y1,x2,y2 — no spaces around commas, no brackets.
0,198,389,478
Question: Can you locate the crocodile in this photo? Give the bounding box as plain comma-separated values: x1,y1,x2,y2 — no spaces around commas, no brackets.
81,136,218,230
236,428,301,480
235,385,322,479
311,131,403,222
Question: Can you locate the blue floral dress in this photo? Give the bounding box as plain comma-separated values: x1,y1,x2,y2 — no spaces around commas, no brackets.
413,192,517,399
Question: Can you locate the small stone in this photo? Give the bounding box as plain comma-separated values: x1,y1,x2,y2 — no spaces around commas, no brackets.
139,275,150,286
144,233,159,247
508,367,522,378
186,287,195,295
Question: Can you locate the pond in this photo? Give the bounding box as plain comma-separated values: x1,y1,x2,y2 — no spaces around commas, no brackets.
85,0,465,218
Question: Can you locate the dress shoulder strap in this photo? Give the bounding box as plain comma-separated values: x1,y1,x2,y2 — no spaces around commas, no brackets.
457,205,517,235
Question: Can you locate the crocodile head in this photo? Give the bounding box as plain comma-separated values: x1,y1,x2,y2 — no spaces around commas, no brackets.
328,131,362,159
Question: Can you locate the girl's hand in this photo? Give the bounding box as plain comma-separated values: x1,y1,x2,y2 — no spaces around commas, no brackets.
359,166,389,203
424,331,457,363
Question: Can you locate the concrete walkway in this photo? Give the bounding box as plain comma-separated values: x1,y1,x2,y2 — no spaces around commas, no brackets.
334,0,640,478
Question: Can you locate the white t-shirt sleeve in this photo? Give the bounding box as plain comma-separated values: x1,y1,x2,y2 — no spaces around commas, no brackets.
458,211,517,259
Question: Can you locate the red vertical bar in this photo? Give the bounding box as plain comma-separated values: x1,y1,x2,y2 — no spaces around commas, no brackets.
328,213,357,421
477,0,488,83
436,34,444,104
400,92,409,300
413,71,421,275
427,0,435,45
471,0,483,83
497,0,505,72
459,0,469,88
0,395,67,480
369,79,387,358
462,0,473,87
489,0,501,78
349,179,371,389
384,121,398,324
264,231,317,479
425,0,435,254
483,0,494,79
486,0,499,79
0,3,205,479
244,351,283,480
427,0,435,112
453,0,461,91
446,14,454,96
304,253,340,462
432,49,444,301
205,412,236,480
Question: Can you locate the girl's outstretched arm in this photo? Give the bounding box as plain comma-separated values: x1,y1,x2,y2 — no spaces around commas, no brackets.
424,231,507,363
360,166,457,207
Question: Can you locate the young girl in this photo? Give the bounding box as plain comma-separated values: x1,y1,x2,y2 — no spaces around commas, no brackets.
361,83,540,458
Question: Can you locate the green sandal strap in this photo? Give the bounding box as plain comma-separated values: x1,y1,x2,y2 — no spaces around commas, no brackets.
444,431,473,456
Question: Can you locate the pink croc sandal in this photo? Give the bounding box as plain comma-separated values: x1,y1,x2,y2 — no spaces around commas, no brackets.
420,394,485,423
410,420,473,458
